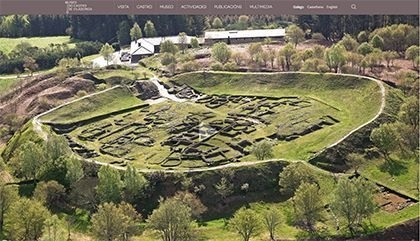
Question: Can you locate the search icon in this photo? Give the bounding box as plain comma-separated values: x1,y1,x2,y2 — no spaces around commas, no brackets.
351,4,357,9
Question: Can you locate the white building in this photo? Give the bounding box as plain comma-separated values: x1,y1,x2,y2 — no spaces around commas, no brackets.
204,28,286,44
130,28,285,63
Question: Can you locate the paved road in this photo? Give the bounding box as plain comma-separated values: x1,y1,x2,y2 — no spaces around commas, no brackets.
33,72,386,173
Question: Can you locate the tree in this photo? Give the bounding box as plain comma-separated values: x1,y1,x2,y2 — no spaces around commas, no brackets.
161,52,177,66
279,162,316,196
147,197,193,241
370,123,398,161
331,178,377,235
91,202,140,241
212,17,223,29
398,70,419,95
365,49,383,71
117,21,131,46
130,22,142,40
229,207,262,241
100,43,115,65
252,141,273,160
41,215,67,241
396,97,419,158
268,48,277,69
57,57,81,77
370,34,384,50
144,20,157,37
325,44,346,73
339,34,359,51
383,51,399,68
279,43,296,71
14,141,45,180
5,198,50,241
33,181,66,211
23,56,38,76
286,24,305,46
346,52,363,68
346,153,364,172
231,51,245,66
312,45,326,59
357,42,374,56
65,156,84,187
248,42,263,64
405,45,420,68
190,38,199,48
173,191,207,219
212,42,231,64
214,176,234,200
123,164,148,204
160,40,178,55
263,208,282,241
44,134,71,167
178,32,188,54
398,96,419,130
96,165,123,204
0,181,18,233
357,31,368,43
238,15,249,30
292,182,324,231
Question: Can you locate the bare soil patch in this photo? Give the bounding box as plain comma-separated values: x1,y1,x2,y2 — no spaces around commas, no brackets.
375,191,416,213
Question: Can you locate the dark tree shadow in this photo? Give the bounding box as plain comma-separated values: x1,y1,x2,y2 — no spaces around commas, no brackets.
379,158,408,176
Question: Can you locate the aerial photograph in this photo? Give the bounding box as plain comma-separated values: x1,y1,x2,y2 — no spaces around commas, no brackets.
0,14,418,240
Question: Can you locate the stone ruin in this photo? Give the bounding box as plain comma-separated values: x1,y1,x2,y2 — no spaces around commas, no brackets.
51,81,341,169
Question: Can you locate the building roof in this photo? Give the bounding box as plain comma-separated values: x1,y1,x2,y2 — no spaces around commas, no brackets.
130,29,286,56
204,28,286,40
130,39,154,55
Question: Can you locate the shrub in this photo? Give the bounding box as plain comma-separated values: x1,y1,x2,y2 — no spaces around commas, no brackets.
76,90,88,98
210,62,224,71
223,61,238,71
252,141,273,160
312,33,326,41
181,61,200,72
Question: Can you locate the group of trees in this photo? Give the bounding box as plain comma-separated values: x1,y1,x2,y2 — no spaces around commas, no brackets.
0,134,87,240
279,163,377,235
69,16,206,43
0,40,103,74
118,20,157,46
226,162,378,241
93,163,209,241
0,15,68,37
9,135,83,186
297,15,418,41
158,33,200,75
207,23,418,74
371,96,419,163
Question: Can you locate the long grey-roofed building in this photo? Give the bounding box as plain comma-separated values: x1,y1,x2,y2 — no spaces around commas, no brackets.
130,28,285,63
204,28,286,44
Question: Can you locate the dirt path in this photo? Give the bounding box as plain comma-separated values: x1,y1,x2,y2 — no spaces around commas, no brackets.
33,72,386,174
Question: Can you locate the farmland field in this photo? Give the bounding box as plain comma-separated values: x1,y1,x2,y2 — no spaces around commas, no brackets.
0,36,74,54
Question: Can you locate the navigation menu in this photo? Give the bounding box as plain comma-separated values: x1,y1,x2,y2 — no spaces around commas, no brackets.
0,0,418,15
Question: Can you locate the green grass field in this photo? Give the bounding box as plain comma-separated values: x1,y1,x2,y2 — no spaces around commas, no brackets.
0,77,19,95
360,156,419,199
0,36,74,54
39,86,144,124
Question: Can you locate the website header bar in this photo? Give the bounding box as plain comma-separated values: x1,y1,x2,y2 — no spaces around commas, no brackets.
1,0,418,15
